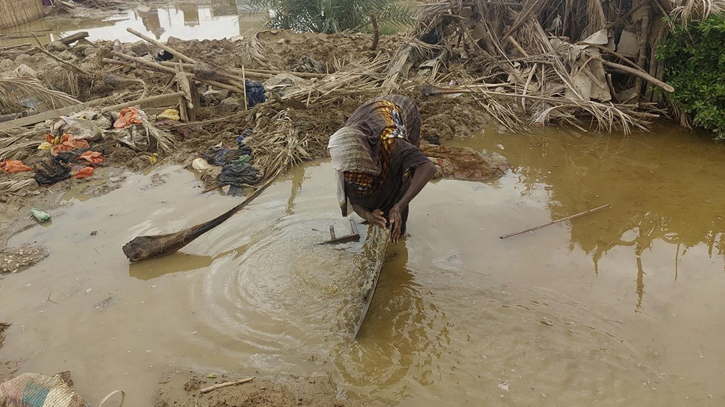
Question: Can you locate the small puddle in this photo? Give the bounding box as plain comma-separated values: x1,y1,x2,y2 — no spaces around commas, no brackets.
0,1,265,46
1,125,724,406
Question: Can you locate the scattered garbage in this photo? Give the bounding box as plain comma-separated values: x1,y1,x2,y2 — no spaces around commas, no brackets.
30,208,51,223
48,134,91,157
113,107,145,129
155,50,174,62
191,157,212,173
245,79,266,108
1,160,33,173
33,156,71,186
49,116,103,141
0,371,89,407
78,151,104,164
73,167,95,179
157,109,180,122
217,161,259,196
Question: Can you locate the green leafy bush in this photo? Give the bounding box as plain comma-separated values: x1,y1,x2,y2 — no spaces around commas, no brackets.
248,0,414,34
656,13,725,138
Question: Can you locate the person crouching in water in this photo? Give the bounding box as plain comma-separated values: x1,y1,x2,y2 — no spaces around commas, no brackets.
328,95,436,243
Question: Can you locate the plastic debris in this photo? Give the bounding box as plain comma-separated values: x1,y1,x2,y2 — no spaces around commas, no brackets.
48,134,91,157
1,160,33,173
34,156,71,186
157,109,180,122
245,79,266,108
0,371,89,407
73,167,95,179
78,151,105,165
192,158,212,173
30,208,51,223
217,161,259,196
49,116,103,142
113,107,144,129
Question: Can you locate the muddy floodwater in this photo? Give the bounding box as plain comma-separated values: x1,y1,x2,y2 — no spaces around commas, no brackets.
1,125,725,406
0,1,264,46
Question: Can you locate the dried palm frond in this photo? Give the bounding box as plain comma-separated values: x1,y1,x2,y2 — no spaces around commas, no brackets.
670,0,725,26
245,109,326,183
42,65,80,97
240,31,269,66
0,178,36,196
0,135,42,161
140,118,174,154
0,78,80,113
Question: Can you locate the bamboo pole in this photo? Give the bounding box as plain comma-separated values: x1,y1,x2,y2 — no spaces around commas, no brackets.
500,204,611,239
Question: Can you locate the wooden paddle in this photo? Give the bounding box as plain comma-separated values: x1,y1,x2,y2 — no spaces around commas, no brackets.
122,172,280,263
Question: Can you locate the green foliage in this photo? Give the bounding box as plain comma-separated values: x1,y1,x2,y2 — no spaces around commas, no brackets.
656,13,725,138
248,0,414,34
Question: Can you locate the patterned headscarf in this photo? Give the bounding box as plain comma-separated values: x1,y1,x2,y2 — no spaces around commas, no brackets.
327,127,381,216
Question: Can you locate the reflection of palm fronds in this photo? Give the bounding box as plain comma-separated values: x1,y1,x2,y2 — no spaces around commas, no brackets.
670,0,725,26
0,78,79,112
248,0,414,33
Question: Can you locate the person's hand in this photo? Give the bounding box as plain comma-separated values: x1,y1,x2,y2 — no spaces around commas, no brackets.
367,209,387,229
388,205,403,243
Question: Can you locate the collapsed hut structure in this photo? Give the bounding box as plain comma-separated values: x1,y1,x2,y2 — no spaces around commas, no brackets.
399,0,723,133
0,0,45,29
0,0,722,203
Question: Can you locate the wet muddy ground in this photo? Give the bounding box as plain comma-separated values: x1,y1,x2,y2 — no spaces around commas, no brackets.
1,124,724,406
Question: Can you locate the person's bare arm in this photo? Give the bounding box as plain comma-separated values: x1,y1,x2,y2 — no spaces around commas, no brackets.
352,204,386,228
388,161,436,242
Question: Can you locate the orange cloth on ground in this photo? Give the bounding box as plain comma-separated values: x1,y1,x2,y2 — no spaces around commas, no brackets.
50,134,90,156
73,167,94,179
79,151,105,164
113,107,143,129
0,160,33,173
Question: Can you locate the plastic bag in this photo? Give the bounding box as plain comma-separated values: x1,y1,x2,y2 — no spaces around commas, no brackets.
113,107,145,129
50,117,102,141
0,160,33,173
0,372,88,407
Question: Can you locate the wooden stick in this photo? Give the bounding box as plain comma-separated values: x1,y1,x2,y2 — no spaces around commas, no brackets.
107,54,245,94
199,377,255,394
507,36,529,58
577,43,646,73
126,28,198,65
598,58,674,92
100,92,185,113
370,11,379,51
31,32,92,77
499,204,611,239
241,65,248,111
157,62,326,79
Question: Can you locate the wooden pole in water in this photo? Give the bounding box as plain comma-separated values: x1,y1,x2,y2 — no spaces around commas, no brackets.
499,204,611,240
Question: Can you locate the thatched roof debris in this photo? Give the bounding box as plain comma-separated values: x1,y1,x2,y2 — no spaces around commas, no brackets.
378,0,722,133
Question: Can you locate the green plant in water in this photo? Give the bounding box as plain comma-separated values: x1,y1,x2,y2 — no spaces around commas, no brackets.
656,13,725,138
248,0,415,34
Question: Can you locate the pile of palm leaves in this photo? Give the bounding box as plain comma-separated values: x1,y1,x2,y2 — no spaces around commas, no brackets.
248,0,415,33
395,0,724,134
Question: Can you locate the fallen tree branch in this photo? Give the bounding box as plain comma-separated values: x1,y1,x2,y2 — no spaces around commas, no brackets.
598,58,674,93
31,32,92,77
126,28,199,65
